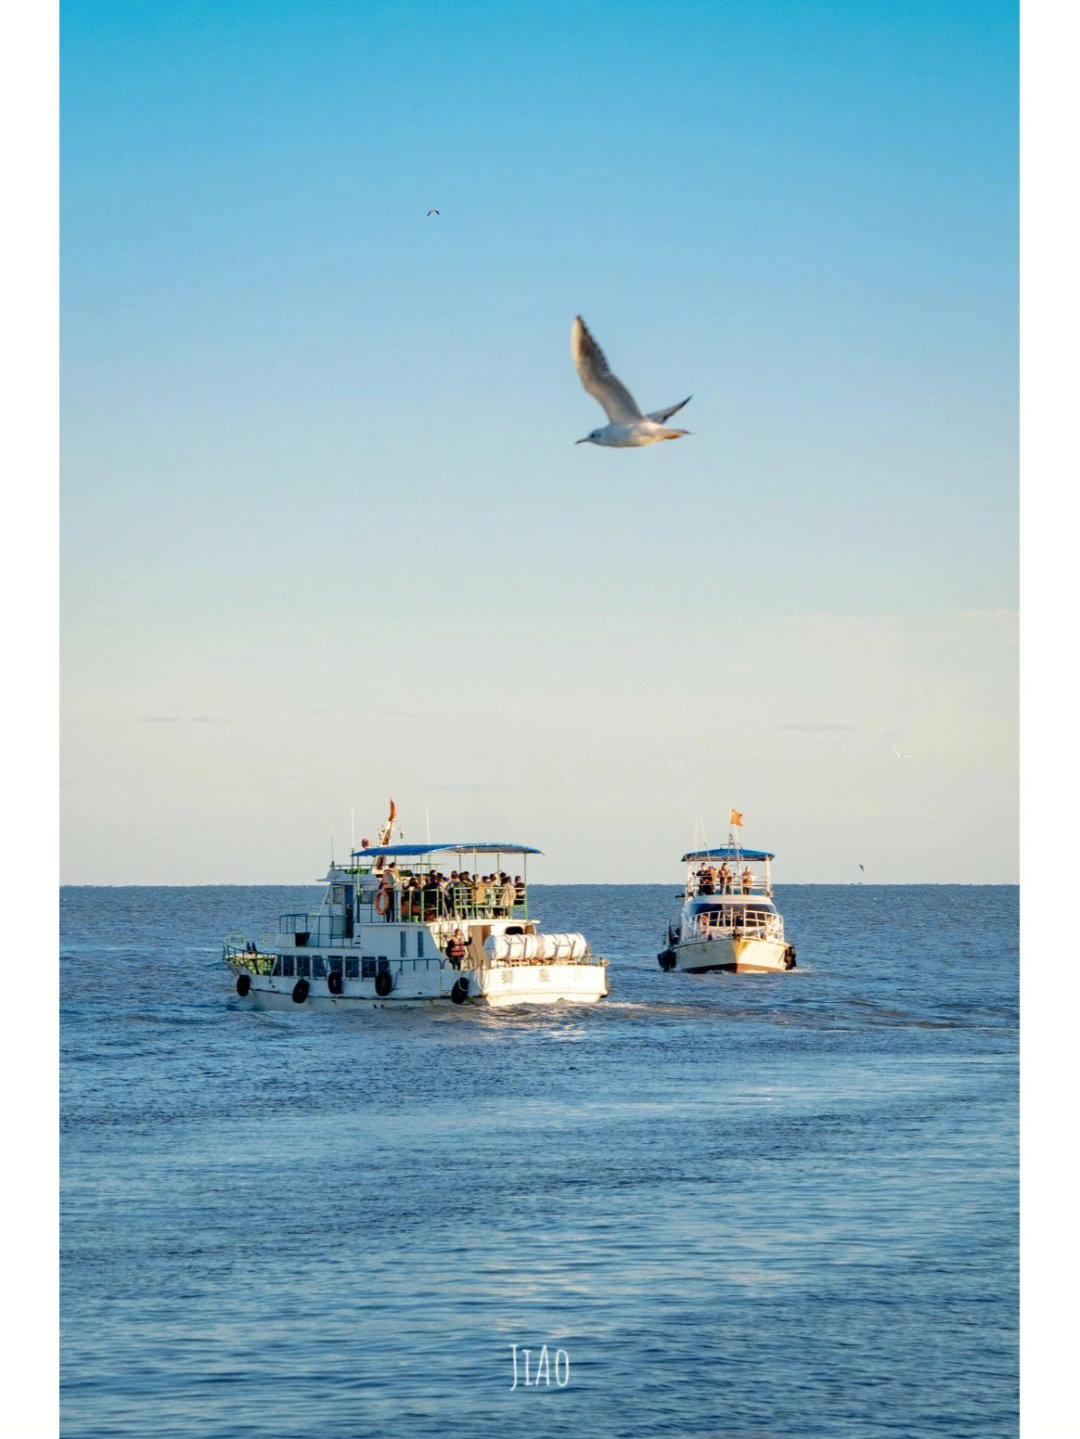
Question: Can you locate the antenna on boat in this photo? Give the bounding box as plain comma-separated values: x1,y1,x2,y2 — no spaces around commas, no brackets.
351,807,356,852
425,806,431,842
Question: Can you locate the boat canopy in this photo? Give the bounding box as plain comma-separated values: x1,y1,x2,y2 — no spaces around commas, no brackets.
682,847,774,863
349,842,542,860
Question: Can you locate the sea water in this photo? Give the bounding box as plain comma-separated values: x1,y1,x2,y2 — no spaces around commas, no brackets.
60,885,1017,1438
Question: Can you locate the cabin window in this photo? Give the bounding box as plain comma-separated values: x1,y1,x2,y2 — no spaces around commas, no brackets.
281,956,294,978
328,956,343,974
377,957,390,974
361,958,376,979
417,931,425,958
271,956,283,976
399,932,407,958
294,931,309,947
345,958,359,979
311,956,327,978
331,885,345,904
296,957,311,979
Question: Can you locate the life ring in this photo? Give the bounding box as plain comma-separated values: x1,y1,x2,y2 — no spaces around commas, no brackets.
374,970,394,997
291,979,309,1004
450,978,469,1005
375,884,392,915
236,973,251,997
327,971,343,995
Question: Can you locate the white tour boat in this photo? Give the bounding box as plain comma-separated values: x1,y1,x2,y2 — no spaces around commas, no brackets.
657,840,796,975
223,838,608,1009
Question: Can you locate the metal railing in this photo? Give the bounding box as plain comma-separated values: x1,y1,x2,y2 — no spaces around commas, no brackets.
694,911,783,941
222,939,276,974
356,888,529,924
478,951,607,969
688,877,771,898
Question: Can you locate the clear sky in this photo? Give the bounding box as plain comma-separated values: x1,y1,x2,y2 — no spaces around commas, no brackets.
60,0,1017,884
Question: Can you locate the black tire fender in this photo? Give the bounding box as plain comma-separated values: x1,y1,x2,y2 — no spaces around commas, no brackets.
292,978,309,1004
374,970,394,998
236,973,251,997
450,978,469,1005
327,971,343,996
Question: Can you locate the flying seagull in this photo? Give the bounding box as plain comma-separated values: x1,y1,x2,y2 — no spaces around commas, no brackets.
427,209,440,216
571,315,691,447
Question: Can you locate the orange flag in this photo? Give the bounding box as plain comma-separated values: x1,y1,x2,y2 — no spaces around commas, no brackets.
730,809,744,827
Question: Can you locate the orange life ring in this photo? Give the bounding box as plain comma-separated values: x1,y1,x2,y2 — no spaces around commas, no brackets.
375,884,391,915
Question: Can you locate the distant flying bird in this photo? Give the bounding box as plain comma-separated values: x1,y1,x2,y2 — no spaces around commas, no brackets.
890,743,911,760
427,209,439,216
571,315,691,447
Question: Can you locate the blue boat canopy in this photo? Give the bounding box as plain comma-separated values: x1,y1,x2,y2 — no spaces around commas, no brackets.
349,842,542,860
682,847,774,863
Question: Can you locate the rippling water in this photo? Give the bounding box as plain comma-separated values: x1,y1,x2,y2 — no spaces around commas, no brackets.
61,885,1017,1438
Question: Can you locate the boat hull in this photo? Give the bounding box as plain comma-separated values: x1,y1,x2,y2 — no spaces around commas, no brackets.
659,934,795,974
232,961,607,1011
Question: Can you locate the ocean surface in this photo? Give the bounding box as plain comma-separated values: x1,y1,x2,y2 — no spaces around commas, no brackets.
60,885,1017,1439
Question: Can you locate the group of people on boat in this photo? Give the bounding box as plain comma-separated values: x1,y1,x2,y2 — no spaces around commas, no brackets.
696,862,756,895
373,867,526,921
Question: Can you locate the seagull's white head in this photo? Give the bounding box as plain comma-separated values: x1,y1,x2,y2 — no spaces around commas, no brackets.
577,429,602,445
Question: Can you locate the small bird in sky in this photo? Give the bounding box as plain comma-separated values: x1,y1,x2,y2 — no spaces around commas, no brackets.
890,743,911,760
427,209,440,216
571,315,691,447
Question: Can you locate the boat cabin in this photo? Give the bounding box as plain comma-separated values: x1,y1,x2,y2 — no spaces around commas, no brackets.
678,846,781,939
272,841,541,951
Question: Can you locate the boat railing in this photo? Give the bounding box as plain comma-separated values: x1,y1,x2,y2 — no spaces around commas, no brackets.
278,913,350,947
694,910,783,940
356,889,529,925
688,876,771,899
477,951,607,969
222,938,276,974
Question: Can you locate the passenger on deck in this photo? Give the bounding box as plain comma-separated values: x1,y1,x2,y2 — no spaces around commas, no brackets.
409,875,425,918
436,873,450,916
699,864,718,895
499,875,515,916
423,872,439,918
379,865,399,921
514,875,526,908
741,867,753,893
718,863,732,893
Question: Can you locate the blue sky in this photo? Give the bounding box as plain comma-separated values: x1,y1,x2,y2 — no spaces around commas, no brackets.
60,0,1017,882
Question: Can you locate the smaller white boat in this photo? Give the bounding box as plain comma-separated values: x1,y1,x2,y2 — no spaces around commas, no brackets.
657,840,796,975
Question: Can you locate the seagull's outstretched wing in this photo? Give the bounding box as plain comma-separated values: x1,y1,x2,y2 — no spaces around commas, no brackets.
572,316,642,423
646,396,691,424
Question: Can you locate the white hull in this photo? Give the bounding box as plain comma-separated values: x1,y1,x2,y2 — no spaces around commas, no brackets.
234,960,607,1011
660,934,794,974
469,962,607,1006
